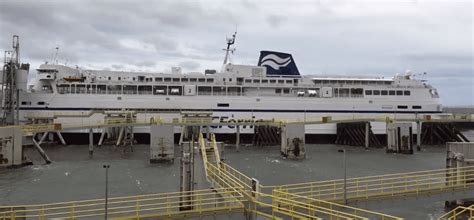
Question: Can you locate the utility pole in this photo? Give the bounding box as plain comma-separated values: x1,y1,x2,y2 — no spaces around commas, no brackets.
338,149,347,204
103,164,110,220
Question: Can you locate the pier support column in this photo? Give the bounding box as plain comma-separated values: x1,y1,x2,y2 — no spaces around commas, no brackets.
38,132,48,145
416,121,422,151
116,127,125,146
150,125,174,163
98,129,106,146
89,128,94,156
236,126,240,152
365,122,369,149
56,131,66,145
32,138,52,164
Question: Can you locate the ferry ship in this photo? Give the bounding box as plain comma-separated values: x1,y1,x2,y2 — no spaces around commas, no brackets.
7,33,442,135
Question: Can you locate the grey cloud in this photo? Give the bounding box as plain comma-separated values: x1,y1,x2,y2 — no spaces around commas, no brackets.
179,61,201,70
135,61,156,68
111,64,125,70
266,15,287,28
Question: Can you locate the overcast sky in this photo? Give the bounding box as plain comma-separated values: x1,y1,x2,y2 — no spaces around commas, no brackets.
0,0,472,106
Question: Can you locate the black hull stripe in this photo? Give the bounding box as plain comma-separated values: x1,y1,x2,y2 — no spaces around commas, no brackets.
18,107,442,114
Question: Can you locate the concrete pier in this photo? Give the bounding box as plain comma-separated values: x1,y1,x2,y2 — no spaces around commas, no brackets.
150,125,174,163
280,123,305,159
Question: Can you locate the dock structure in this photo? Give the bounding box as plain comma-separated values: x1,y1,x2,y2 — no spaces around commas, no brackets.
1,112,473,168
2,131,474,219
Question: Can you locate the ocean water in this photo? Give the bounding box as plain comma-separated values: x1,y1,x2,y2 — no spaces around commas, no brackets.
1,138,474,219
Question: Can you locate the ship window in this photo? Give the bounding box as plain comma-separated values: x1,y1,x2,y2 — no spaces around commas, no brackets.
198,78,205,82
330,80,337,84
373,90,380,95
361,81,368,85
245,79,252,83
381,90,388,95
37,101,46,105
207,78,214,83
404,90,410,96
283,88,290,94
181,78,188,82
262,79,268,83
377,81,384,85
190,78,197,82
132,77,136,81
397,105,408,109
118,77,121,80
384,81,391,85
173,78,180,82
108,77,111,80
217,103,229,107
275,88,282,94
314,80,321,84
346,81,353,84
412,105,422,109
278,80,284,84
350,88,363,97
155,77,162,82
270,80,276,83
365,90,372,95
21,101,31,105
389,90,395,95
253,79,260,83
369,81,376,85
164,78,171,82
229,78,232,82
396,90,403,96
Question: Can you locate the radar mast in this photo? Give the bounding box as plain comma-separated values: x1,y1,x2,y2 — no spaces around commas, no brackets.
221,32,237,72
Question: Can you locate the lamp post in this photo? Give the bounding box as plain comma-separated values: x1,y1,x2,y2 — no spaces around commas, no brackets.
103,164,110,220
338,149,347,204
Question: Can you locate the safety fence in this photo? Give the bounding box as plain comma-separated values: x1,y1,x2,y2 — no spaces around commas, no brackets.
0,188,245,220
274,166,474,203
438,204,474,220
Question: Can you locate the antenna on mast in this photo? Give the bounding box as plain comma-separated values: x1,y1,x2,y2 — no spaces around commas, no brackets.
53,47,59,64
222,32,237,66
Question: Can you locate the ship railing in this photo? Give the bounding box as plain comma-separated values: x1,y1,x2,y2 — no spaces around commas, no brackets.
274,165,474,203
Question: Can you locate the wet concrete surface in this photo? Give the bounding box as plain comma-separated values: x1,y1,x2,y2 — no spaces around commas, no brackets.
1,136,474,219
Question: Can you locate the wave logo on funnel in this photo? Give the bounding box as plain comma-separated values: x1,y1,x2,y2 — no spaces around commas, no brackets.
258,51,300,76
260,54,292,70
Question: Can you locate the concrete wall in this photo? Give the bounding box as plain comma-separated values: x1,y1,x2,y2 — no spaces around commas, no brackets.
0,127,23,167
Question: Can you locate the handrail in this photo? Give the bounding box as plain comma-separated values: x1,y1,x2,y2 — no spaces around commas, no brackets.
210,133,221,165
0,187,245,219
438,204,474,220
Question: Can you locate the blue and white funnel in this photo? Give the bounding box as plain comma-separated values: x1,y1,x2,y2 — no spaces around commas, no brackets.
258,51,300,76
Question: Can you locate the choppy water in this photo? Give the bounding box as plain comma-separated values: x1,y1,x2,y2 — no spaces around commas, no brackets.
1,134,474,219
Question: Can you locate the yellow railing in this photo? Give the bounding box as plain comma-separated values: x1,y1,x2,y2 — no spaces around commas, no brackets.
210,133,221,165
0,188,244,220
438,204,474,220
198,132,210,179
275,166,474,202
273,189,402,220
